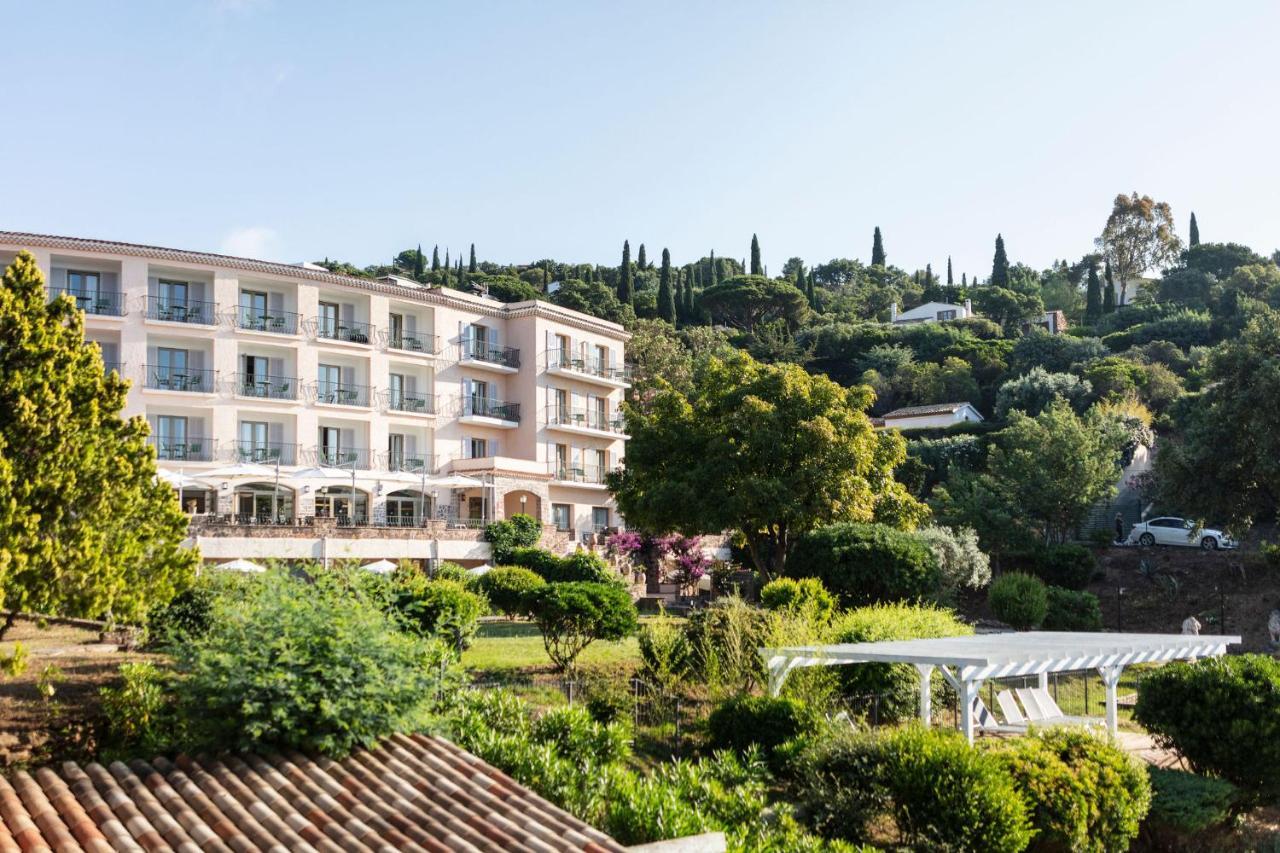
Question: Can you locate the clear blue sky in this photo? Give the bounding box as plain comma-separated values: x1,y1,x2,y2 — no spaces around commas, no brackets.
3,1,1277,279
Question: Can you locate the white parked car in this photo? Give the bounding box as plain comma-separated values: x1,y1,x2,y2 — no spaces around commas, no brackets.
1126,517,1238,550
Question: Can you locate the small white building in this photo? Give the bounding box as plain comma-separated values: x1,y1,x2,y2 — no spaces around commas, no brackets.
877,402,984,431
889,299,973,325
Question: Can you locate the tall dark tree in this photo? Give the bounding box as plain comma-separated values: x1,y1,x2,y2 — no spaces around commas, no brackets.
1085,260,1103,322
925,263,933,287
947,256,954,287
458,259,465,288
413,244,424,278
806,269,816,307
637,243,647,271
444,248,450,271
431,245,441,272
991,234,1010,287
750,233,762,275
1103,260,1117,313
658,248,676,323
794,263,808,305
618,241,634,303
468,243,477,273
709,250,720,288
871,227,886,267
1189,212,1200,247
962,272,967,287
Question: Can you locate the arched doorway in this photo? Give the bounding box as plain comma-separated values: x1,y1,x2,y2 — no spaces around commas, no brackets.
386,489,432,527
315,485,369,525
503,489,542,523
233,481,295,523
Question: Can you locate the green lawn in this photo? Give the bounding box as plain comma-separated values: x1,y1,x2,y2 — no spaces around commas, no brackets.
462,619,641,674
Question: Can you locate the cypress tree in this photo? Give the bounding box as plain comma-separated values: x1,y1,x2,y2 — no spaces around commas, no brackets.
413,244,425,278
871,227,886,267
962,272,967,287
618,241,633,303
469,243,477,273
1085,261,1103,321
0,252,197,636
709,250,720,287
750,234,762,275
947,256,954,286
431,245,440,272
991,234,1010,287
806,269,816,307
458,259,465,289
925,263,933,287
444,248,450,271
658,248,676,323
637,243,647,271
1189,212,1200,247
1103,260,1117,313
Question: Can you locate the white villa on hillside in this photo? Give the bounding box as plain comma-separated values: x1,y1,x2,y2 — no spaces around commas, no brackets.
0,232,631,568
875,402,984,431
889,299,973,324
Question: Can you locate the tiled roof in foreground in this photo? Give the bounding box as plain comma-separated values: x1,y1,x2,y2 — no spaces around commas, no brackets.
0,732,627,852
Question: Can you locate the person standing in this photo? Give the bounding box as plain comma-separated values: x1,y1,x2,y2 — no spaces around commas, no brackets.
1114,513,1125,545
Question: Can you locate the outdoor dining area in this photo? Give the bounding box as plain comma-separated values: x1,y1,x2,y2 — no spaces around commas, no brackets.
761,631,1242,743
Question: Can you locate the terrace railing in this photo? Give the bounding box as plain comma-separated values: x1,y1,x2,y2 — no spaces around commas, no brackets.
544,350,632,382
309,446,374,469
309,382,372,407
463,397,521,422
148,435,212,461
51,288,127,317
145,365,215,393
549,463,609,484
146,297,218,325
233,373,299,401
545,405,625,433
461,339,520,368
385,389,435,415
223,441,299,465
234,308,300,335
313,317,374,344
386,330,438,354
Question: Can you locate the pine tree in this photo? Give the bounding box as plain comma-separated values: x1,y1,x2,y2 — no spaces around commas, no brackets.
469,243,478,273
618,241,633,303
991,234,1010,287
709,250,720,288
432,245,441,272
1103,260,1117,313
1085,261,1103,322
926,263,933,287
0,252,196,637
962,272,967,287
457,259,465,289
806,269,816,307
871,227,886,267
1189,212,1200,247
413,244,425,279
637,244,647,271
947,256,954,286
657,248,676,323
444,249,450,271
750,234,762,275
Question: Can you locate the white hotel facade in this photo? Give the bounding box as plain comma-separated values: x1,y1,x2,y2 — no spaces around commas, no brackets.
0,233,630,566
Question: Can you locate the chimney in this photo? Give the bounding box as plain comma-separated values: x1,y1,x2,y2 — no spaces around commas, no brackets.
890,301,899,322
963,298,972,315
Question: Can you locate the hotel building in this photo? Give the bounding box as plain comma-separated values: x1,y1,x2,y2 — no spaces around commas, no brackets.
0,232,630,566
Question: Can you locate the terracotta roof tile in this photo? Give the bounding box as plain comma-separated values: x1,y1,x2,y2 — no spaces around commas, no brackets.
0,736,628,852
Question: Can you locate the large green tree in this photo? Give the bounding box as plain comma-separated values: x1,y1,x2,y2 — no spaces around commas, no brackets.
609,352,926,580
1189,211,1199,247
1103,260,1117,313
1085,260,1103,322
871,227,886,267
699,275,808,332
750,233,762,275
991,233,1010,287
657,248,676,324
0,252,196,636
1096,192,1182,305
618,240,633,303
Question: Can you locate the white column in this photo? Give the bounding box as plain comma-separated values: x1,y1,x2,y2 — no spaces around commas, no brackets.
959,678,981,745
1098,665,1124,736
1038,671,1049,691
915,663,935,726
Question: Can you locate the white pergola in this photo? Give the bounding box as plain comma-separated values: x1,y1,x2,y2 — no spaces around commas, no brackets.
762,631,1240,743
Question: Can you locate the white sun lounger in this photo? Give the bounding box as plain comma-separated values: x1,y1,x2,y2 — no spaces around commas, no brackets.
973,696,1026,733
996,690,1027,726
1015,686,1104,727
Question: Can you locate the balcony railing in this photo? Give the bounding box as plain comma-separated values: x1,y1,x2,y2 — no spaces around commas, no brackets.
383,452,433,474
146,297,218,325
224,441,299,465
310,382,372,407
544,350,632,382
313,318,374,344
233,373,298,401
462,397,521,422
546,405,625,433
234,308,300,335
386,390,435,415
145,365,215,393
102,361,124,376
550,463,609,485
149,436,212,461
52,288,127,316
387,330,438,354
461,340,521,369
311,446,374,469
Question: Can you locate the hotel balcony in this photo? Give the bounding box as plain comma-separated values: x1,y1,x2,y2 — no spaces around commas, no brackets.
384,389,436,415
311,317,374,345
233,307,300,335
383,451,434,474
543,350,632,388
144,365,216,394
233,373,299,401
460,340,520,372
309,446,375,469
549,462,610,487
145,297,218,325
148,435,213,462
544,405,626,437
459,396,521,427
386,330,438,355
307,381,373,408
222,440,300,466
51,288,127,317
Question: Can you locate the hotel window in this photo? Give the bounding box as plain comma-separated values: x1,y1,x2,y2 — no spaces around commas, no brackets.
239,421,269,460
389,372,405,407
594,344,608,374
156,415,187,447
240,290,268,328
555,443,569,477
554,388,569,422
592,395,608,429
468,437,489,458
552,503,572,532
318,301,339,337
319,426,342,463
67,270,100,298
159,279,189,307
593,449,608,476
592,506,610,531
317,364,340,400
389,312,404,347
555,334,571,366
388,433,405,468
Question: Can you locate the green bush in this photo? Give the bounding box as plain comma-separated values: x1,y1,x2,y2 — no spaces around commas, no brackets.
683,594,776,692
532,704,632,766
392,577,487,650
1027,543,1096,590
1042,586,1103,631
914,525,992,596
509,546,614,583
988,573,1048,629
637,607,692,691
431,561,469,582
98,662,181,756
147,571,253,646
992,727,1150,852
1144,767,1237,840
177,568,449,756
799,726,1033,852
788,523,942,606
707,695,822,769
759,577,836,623
484,514,543,563
1134,654,1280,800
476,566,546,617
527,581,638,672
1260,540,1280,570
828,603,972,722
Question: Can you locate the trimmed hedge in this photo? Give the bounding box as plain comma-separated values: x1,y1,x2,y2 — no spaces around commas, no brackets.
1042,586,1103,631
787,522,941,607
988,573,1048,630
509,547,614,583
707,695,822,769
476,566,546,617
759,577,835,623
1144,767,1238,841
1030,544,1096,590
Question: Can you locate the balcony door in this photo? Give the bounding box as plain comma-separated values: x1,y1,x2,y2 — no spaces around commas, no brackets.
555,443,569,477
240,421,269,462
67,270,100,300
554,388,569,423
388,432,405,470
159,279,188,309
593,449,608,480
156,415,187,460
389,313,404,346
592,395,607,429
240,290,268,328
318,364,340,402
318,301,339,337
467,379,489,415
389,373,405,408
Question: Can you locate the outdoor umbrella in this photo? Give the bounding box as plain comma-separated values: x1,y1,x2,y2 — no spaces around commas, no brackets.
424,474,484,488
378,469,430,525
217,558,265,573
156,469,211,512
292,466,365,523
207,462,282,521
363,559,398,574
465,563,493,577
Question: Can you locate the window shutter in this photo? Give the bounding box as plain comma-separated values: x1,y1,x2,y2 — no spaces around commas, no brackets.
268,291,284,313
49,268,67,291
340,427,356,449
340,303,355,324
101,271,118,292
405,314,416,333
189,350,204,370
147,277,159,298
340,366,355,387
269,422,284,443
269,357,284,377
404,375,416,395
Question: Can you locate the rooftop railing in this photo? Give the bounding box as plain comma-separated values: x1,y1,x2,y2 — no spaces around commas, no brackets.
145,364,215,393
233,373,299,401
313,317,374,344
461,339,521,369
545,404,626,434
51,288,127,317
146,297,218,325
234,308,300,335
462,397,521,422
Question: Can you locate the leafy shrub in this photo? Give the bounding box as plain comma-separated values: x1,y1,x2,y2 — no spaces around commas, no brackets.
527,582,638,672
828,603,971,722
392,577,486,651
509,546,614,583
484,513,542,563
914,525,992,595
177,567,449,756
1042,586,1103,631
988,573,1048,629
98,661,180,755
799,726,1032,852
1134,654,1280,800
759,577,836,623
508,546,561,577
147,571,252,646
1144,767,1237,839
476,566,546,617
532,704,632,766
0,642,29,678
1260,540,1280,570
992,727,1150,852
637,607,692,691
1028,543,1096,590
995,367,1092,417
583,678,632,725
788,522,942,607
683,594,776,692
707,695,821,769
431,561,468,582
